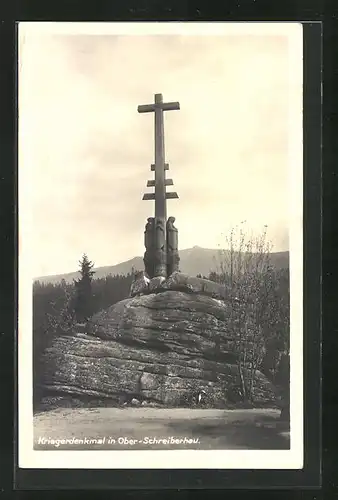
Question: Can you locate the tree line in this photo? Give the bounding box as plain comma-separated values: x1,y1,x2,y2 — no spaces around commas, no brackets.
33,254,134,405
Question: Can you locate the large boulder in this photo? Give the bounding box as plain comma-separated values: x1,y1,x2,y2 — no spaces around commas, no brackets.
41,290,277,408
129,272,228,300
162,272,228,300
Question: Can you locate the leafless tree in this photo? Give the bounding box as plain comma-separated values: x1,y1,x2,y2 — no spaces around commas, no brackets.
214,223,289,404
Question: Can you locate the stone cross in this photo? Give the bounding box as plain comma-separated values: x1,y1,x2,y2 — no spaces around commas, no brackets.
138,93,179,219
138,93,180,278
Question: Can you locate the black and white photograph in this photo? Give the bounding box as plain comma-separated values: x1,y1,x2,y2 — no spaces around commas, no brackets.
18,22,303,469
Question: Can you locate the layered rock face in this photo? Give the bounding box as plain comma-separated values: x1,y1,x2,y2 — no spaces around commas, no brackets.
41,275,277,408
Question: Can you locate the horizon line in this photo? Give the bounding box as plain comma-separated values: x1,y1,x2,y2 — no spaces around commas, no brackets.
34,245,290,281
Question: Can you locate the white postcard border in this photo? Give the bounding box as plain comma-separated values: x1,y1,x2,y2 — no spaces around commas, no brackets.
18,21,303,470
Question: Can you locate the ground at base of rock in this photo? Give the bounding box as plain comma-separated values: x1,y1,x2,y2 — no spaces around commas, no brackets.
34,407,289,451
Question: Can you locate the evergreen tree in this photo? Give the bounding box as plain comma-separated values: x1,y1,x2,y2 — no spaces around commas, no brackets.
74,253,95,323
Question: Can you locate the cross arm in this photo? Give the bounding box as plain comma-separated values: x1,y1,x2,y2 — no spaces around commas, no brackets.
138,104,155,113
142,192,178,200
137,102,180,113
151,163,169,171
162,102,180,111
147,179,173,187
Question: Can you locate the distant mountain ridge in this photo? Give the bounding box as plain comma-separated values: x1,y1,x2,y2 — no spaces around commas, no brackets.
35,246,289,285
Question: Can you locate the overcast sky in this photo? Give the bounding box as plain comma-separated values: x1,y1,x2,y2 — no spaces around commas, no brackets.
19,23,302,278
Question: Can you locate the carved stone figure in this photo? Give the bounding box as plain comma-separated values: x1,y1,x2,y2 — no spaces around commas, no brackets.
166,216,180,276
143,217,155,278
144,217,155,248
154,217,167,277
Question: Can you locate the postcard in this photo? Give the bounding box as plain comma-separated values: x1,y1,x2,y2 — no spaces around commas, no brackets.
18,21,303,469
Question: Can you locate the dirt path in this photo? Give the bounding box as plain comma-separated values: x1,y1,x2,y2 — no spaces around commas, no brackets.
34,407,289,450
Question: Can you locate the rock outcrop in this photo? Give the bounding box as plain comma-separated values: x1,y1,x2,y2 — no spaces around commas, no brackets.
41,277,277,408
